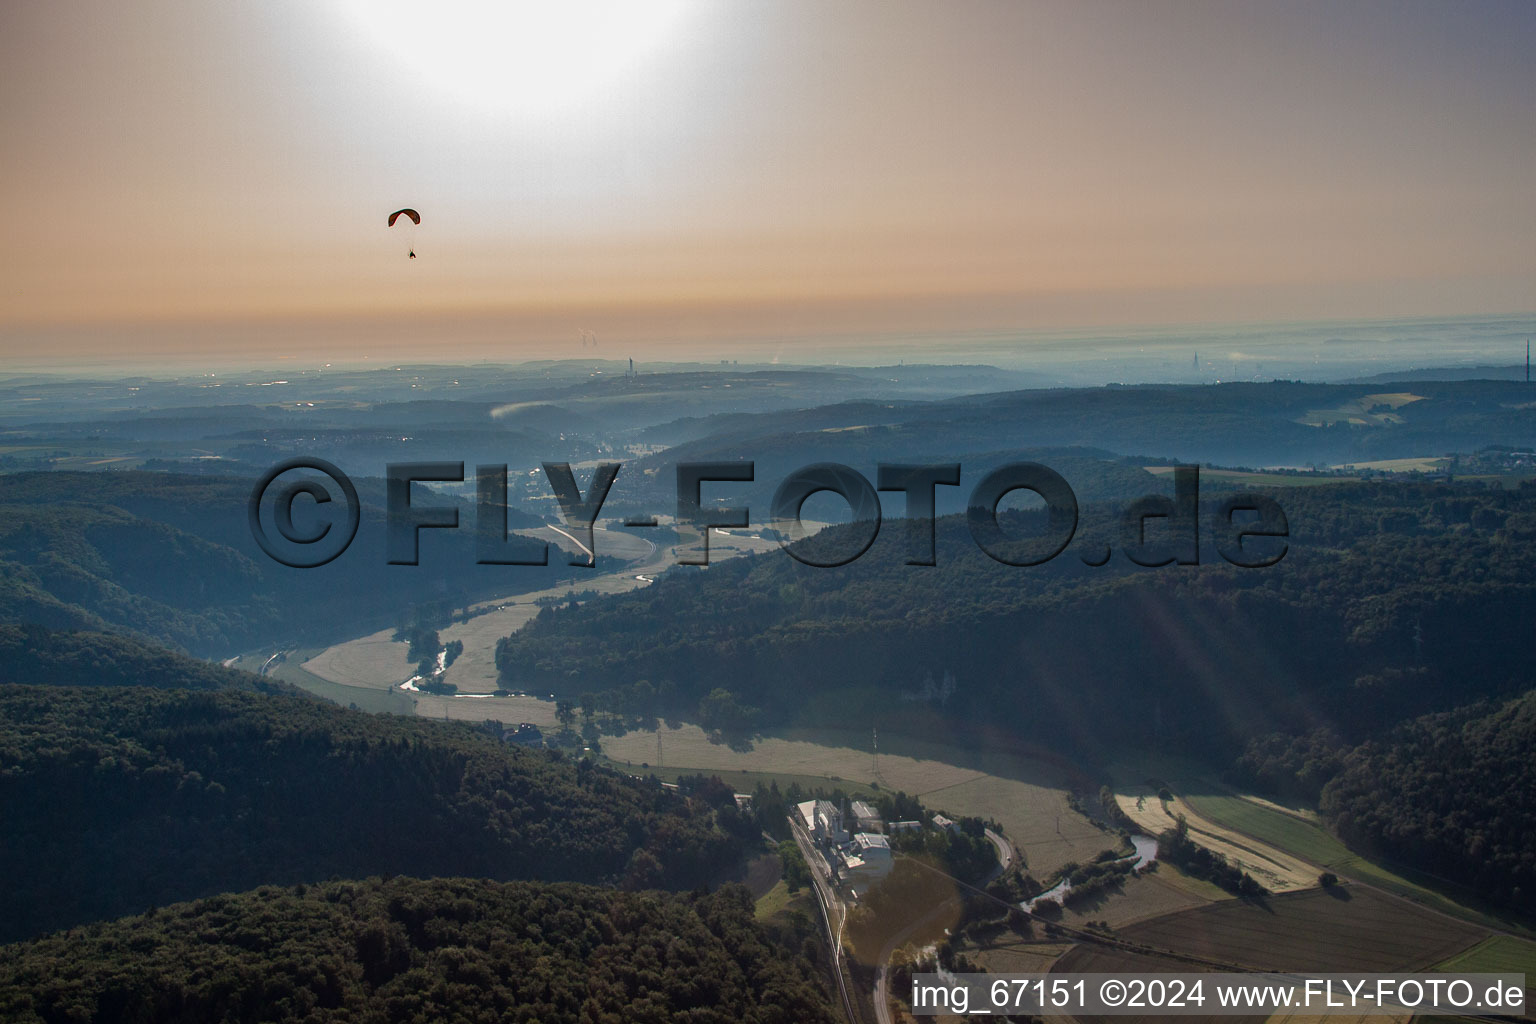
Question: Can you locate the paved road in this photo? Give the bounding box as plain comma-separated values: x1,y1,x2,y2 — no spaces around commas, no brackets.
985,827,1014,874
871,831,1015,1024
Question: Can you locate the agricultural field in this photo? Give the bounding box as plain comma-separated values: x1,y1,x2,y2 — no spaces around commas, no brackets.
1178,792,1344,867
1333,456,1448,473
1180,791,1521,932
266,648,413,715
1297,392,1425,427
1436,934,1536,1016
1047,867,1229,930
1436,934,1536,975
1114,759,1518,930
602,724,1111,878
971,939,1074,976
301,627,417,692
1112,778,1320,892
410,692,562,728
1110,887,1487,974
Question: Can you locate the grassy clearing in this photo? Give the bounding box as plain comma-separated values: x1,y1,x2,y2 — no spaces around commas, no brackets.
754,879,812,923
410,693,561,728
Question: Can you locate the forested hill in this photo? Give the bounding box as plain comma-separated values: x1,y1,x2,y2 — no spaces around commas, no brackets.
0,623,286,693
0,471,553,657
0,876,838,1024
1318,689,1536,914
497,480,1536,757
0,686,751,943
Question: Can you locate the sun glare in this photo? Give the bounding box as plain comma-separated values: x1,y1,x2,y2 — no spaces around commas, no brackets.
340,0,696,118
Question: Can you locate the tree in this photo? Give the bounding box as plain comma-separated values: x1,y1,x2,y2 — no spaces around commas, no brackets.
698,688,758,734
1319,871,1339,888
556,700,576,730
779,840,811,893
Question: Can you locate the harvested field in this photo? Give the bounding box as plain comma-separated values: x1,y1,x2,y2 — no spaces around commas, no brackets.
972,939,1074,976
301,627,415,691
1052,868,1223,930
1110,887,1486,974
1113,783,1319,892
410,693,561,728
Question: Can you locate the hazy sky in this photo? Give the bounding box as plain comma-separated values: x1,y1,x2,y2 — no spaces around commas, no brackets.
1,0,1532,364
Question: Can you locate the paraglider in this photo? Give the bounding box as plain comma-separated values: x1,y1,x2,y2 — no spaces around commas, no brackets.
388,208,420,259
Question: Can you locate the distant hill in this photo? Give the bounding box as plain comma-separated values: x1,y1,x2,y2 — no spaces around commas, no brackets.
616,380,1536,501
0,686,749,942
1344,365,1534,384
0,876,838,1024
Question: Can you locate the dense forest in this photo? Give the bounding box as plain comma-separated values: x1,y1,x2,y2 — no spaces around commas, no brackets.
0,876,838,1024
498,481,1536,752
1316,690,1536,913
0,685,751,942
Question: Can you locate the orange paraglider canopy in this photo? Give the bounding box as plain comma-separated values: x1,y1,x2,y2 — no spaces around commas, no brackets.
387,208,420,227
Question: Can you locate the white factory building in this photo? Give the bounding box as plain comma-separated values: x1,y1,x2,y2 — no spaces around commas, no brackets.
849,800,884,833
797,799,895,894
838,832,893,894
797,799,849,844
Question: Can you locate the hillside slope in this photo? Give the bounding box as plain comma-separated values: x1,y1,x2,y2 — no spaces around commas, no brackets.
0,686,749,942
0,876,838,1024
